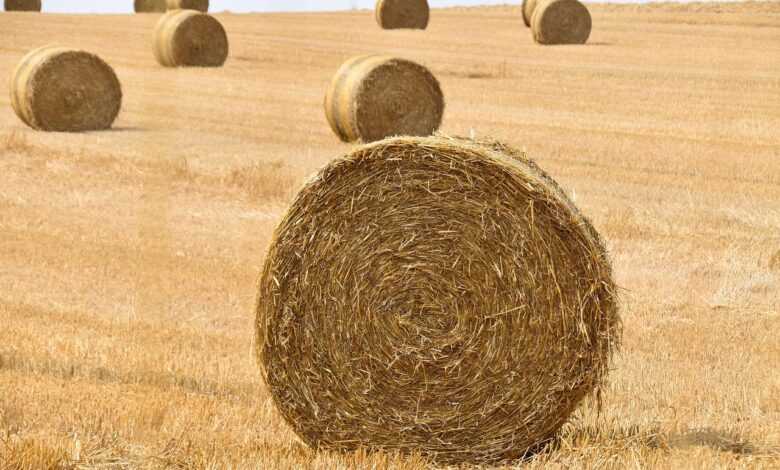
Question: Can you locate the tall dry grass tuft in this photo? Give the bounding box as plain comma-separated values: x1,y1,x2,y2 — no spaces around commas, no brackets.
770,250,780,272
223,161,298,203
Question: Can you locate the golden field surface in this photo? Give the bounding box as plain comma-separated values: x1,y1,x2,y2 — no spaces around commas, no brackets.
1,2,779,468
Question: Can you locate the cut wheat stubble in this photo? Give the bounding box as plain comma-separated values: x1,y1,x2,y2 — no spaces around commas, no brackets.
255,135,622,465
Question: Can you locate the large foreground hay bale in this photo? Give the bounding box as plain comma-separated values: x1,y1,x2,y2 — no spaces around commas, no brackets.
531,0,592,45
134,0,166,13
375,0,429,30
324,55,444,143
154,9,227,67
10,45,122,132
255,135,622,465
4,0,40,11
166,0,208,12
522,0,538,27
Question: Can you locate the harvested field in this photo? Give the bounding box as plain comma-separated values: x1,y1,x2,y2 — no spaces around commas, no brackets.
0,3,779,468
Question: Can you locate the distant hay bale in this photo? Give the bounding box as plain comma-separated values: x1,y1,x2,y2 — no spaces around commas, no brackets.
522,0,538,27
531,0,592,45
4,0,41,11
166,0,208,12
10,45,122,132
153,10,228,67
324,55,444,143
375,0,429,30
134,0,166,13
255,135,622,465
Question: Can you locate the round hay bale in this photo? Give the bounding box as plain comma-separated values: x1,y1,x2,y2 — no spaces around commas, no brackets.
10,45,122,132
255,135,622,465
153,10,228,67
324,55,444,143
166,0,208,12
531,0,592,45
375,0,429,30
522,0,538,27
134,0,167,13
4,0,41,11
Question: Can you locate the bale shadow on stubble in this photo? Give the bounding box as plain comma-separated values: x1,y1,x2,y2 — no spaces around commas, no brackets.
508,424,774,464
108,126,146,132
663,428,775,456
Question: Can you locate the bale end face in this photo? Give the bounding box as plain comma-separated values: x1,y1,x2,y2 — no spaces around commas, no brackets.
166,0,209,12
154,10,228,67
324,55,444,143
375,0,430,30
532,0,592,45
255,135,621,465
10,46,122,132
4,0,41,11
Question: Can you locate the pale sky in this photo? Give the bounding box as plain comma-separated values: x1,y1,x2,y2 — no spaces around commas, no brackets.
25,1,516,14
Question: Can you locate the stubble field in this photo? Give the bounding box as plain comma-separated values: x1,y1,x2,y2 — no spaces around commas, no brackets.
0,2,779,468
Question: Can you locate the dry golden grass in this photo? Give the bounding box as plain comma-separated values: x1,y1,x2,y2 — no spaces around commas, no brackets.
0,3,779,468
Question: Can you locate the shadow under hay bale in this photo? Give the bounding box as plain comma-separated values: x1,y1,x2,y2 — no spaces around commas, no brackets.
154,10,228,67
134,0,166,13
10,45,122,132
324,55,444,143
532,0,592,45
375,0,430,30
255,135,621,465
4,0,40,11
166,0,208,12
